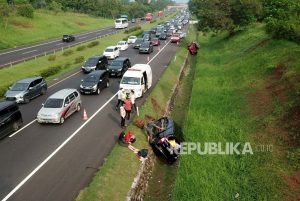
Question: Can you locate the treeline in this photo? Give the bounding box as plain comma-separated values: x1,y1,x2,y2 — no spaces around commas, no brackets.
189,0,300,43
0,0,173,19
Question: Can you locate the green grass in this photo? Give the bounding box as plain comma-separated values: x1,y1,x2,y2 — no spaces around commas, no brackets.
76,23,194,201
0,15,173,98
172,23,300,200
0,10,113,50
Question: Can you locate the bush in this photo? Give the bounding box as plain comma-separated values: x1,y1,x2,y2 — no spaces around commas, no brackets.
62,49,74,56
17,4,34,18
87,41,99,48
76,45,86,51
40,65,62,78
64,62,71,68
150,19,156,23
48,54,56,61
132,29,144,37
0,84,11,98
266,18,299,42
124,26,141,34
74,56,84,64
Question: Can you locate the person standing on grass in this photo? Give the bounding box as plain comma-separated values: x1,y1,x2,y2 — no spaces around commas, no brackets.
130,90,137,112
120,105,126,128
124,97,132,120
116,88,125,110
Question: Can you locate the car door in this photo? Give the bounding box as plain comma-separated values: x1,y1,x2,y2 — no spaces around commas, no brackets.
34,78,43,95
99,73,105,89
63,96,71,118
0,108,10,138
68,93,77,114
96,58,102,70
115,47,119,57
27,81,36,99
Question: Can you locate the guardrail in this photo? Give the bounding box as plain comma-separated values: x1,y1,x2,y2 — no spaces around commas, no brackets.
0,28,126,69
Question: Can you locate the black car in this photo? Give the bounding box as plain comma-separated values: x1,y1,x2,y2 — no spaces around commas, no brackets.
0,101,23,139
62,35,75,42
139,41,153,54
107,57,131,77
81,55,108,73
159,33,167,40
133,38,144,49
80,70,109,95
5,76,47,103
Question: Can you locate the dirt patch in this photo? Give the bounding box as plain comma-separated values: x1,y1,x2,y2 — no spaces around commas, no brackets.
247,89,273,117
76,22,86,26
283,170,300,201
12,20,33,29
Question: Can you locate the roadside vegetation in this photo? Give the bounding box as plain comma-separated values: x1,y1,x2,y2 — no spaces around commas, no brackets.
172,23,300,200
0,14,173,98
76,25,196,201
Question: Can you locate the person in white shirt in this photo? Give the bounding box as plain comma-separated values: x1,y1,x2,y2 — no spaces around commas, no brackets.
120,105,126,128
130,90,137,112
115,88,125,110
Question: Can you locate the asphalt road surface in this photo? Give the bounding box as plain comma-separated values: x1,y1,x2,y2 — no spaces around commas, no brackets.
0,20,149,68
0,30,184,200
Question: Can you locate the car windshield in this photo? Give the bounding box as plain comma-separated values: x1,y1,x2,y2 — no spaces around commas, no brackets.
85,58,98,66
10,82,29,91
118,42,125,45
129,36,136,39
115,20,121,23
140,43,149,48
105,48,114,52
135,39,143,43
121,76,140,85
44,98,63,108
111,60,123,66
84,74,99,82
63,35,68,37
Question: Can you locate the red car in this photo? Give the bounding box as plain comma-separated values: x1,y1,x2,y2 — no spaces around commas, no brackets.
152,38,160,46
170,34,180,43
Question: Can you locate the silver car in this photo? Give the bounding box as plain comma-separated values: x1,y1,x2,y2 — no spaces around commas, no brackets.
37,89,81,124
5,76,47,103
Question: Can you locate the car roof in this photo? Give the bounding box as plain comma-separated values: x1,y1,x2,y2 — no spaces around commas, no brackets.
0,101,17,111
89,70,106,76
129,36,137,38
106,46,116,49
49,89,77,99
114,57,129,62
17,76,43,83
88,55,106,59
118,41,127,43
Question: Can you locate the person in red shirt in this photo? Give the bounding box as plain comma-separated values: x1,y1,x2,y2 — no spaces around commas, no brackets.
124,97,132,120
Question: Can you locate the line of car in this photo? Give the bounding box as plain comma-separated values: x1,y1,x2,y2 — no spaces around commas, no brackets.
0,13,189,139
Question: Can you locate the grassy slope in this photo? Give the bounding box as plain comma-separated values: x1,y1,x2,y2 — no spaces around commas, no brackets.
0,10,113,50
172,24,300,200
76,24,193,201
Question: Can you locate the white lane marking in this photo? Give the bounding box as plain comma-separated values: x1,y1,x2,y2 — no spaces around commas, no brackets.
2,38,173,201
147,40,171,64
1,92,118,201
78,36,87,39
22,50,37,55
48,70,81,89
9,119,37,138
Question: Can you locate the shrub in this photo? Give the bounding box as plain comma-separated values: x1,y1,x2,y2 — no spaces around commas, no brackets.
17,4,34,18
0,84,11,98
74,56,84,64
124,26,141,34
48,54,56,61
64,62,71,68
132,29,144,37
266,18,298,42
62,49,74,56
40,65,62,78
87,41,99,48
76,45,86,51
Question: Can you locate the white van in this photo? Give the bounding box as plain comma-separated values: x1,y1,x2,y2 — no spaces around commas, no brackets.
120,64,152,98
115,18,128,29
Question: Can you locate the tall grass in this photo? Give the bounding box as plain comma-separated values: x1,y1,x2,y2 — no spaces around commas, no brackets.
172,23,300,200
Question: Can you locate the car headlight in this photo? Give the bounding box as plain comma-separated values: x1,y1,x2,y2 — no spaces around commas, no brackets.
93,85,97,89
117,69,122,71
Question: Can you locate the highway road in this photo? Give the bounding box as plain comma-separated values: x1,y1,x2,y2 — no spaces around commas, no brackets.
0,28,184,200
0,20,149,68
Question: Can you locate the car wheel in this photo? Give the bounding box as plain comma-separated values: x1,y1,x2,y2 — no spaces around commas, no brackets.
106,81,110,88
76,103,81,112
12,122,19,132
60,117,65,124
96,88,100,95
41,88,47,95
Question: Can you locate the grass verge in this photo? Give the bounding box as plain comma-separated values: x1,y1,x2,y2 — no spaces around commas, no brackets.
172,23,300,200
75,25,196,201
0,15,174,98
0,10,113,50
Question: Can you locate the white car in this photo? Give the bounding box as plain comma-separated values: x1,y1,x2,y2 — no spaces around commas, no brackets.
127,36,137,44
177,31,187,38
116,41,129,51
37,89,81,124
103,46,120,59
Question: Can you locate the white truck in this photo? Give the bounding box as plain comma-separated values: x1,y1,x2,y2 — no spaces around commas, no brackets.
120,64,152,98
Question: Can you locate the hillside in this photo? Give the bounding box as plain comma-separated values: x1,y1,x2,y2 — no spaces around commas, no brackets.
173,23,300,200
0,10,113,50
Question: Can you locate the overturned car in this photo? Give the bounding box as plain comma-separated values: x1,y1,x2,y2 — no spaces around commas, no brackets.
146,117,181,163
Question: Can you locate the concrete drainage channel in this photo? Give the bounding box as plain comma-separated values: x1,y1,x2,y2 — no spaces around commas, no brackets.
126,53,189,201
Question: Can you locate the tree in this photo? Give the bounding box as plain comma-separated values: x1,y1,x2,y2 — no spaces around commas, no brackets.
0,3,12,29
